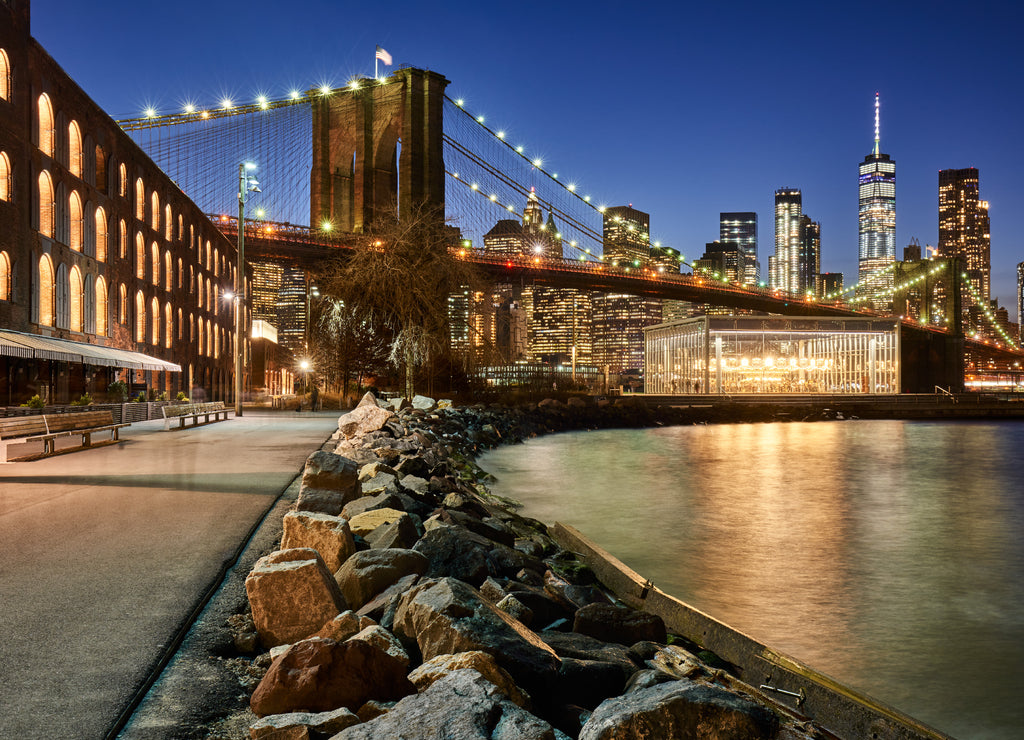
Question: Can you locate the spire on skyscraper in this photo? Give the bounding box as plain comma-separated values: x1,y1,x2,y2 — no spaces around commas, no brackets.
873,92,880,156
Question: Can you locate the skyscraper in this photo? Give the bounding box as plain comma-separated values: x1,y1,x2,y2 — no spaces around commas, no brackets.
799,216,821,296
939,167,990,310
1017,262,1024,345
602,205,651,266
720,212,758,285
772,188,802,294
858,93,896,310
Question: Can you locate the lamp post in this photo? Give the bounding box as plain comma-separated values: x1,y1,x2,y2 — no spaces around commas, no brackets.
305,281,320,356
235,163,259,417
300,360,310,405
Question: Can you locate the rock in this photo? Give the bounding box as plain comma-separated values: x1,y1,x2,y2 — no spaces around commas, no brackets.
437,399,453,409
228,612,259,653
248,707,360,739
566,396,587,408
556,657,633,710
479,577,507,604
358,461,399,481
338,404,394,439
365,513,420,550
411,394,436,412
280,511,355,574
573,603,667,646
333,669,567,740
295,452,361,515
397,473,430,496
412,525,492,586
392,577,561,698
624,668,676,693
495,594,534,627
250,637,415,717
355,573,420,624
355,700,395,723
348,624,410,668
313,611,363,643
541,631,640,670
347,508,409,538
334,548,429,610
537,398,562,409
503,585,574,627
245,549,347,648
341,493,404,520
355,391,379,408
408,651,530,709
579,678,779,740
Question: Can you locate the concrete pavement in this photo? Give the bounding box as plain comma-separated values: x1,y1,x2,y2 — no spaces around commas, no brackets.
0,409,340,740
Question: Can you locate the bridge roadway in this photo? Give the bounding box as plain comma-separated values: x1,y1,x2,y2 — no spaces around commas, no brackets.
218,218,1024,364
0,409,340,740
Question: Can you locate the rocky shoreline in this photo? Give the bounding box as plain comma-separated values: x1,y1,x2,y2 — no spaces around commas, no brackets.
206,394,833,739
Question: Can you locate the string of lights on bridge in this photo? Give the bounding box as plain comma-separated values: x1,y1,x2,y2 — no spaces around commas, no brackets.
961,275,1019,350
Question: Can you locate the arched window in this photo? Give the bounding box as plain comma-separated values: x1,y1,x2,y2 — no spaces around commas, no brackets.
0,251,11,300
95,276,107,335
135,177,144,221
214,248,220,276
213,324,220,359
150,242,159,285
119,219,127,259
38,170,55,237
0,151,10,201
95,146,106,192
37,255,54,325
94,206,107,262
68,121,82,177
0,49,10,101
83,273,96,333
206,318,213,357
69,265,83,331
135,291,145,342
197,318,204,356
54,262,69,328
177,307,183,340
68,190,83,250
164,302,172,348
119,283,128,325
205,240,211,270
119,163,127,198
177,257,183,291
164,249,172,291
37,94,54,157
150,191,159,231
164,204,172,241
177,214,183,242
135,232,145,278
151,296,160,345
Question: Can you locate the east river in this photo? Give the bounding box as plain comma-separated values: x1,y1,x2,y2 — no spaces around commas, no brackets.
479,419,1024,740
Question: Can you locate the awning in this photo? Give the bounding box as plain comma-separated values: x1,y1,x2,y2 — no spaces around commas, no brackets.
0,330,181,372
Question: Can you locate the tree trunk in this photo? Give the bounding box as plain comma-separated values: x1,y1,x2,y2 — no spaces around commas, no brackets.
405,347,414,400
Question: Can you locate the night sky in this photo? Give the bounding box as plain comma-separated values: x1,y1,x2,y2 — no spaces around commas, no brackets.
30,0,1024,318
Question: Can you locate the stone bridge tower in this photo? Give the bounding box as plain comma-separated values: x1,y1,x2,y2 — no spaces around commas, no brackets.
311,68,449,232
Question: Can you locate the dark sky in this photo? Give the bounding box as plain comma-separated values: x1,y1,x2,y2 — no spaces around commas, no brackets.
30,0,1024,318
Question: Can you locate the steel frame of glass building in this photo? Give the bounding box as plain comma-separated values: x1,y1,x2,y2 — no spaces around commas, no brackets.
645,316,901,394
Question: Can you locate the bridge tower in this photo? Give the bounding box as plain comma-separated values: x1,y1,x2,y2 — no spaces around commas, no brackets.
311,68,449,232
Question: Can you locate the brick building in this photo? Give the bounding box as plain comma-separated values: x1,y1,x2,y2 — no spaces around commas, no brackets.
0,1,248,405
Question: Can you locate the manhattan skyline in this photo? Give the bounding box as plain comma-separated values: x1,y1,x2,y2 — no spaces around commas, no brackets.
31,0,1024,318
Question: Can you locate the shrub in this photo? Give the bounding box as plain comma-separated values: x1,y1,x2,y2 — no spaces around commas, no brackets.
132,392,146,403
20,395,45,409
176,391,189,402
108,380,128,400
70,393,93,406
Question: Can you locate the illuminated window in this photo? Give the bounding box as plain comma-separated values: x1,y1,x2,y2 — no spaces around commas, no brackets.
0,151,10,201
135,291,145,341
0,251,11,300
38,170,54,237
94,207,107,262
119,163,127,198
68,190,83,250
69,265,83,332
197,319,204,356
164,250,171,291
164,204,172,241
37,255,54,326
150,191,159,231
68,121,82,177
135,232,145,278
151,296,160,345
135,178,144,221
177,307,183,340
37,94,54,156
164,302,172,348
214,248,220,276
150,242,159,285
95,276,107,335
119,283,127,325
0,48,10,101
119,219,127,259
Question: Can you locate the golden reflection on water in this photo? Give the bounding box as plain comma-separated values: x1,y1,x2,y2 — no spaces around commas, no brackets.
480,420,1024,740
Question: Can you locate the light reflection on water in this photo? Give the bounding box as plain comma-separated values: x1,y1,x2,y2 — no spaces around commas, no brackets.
479,420,1024,740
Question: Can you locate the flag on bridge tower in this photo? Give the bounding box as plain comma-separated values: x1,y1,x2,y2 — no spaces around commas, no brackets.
375,46,392,66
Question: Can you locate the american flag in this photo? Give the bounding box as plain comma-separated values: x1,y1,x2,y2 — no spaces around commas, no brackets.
375,46,392,66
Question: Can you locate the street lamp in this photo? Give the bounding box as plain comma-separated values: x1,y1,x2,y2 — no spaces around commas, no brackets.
300,360,311,405
305,282,320,356
235,162,260,417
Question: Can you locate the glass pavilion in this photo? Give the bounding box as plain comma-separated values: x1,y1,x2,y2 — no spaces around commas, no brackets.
644,316,901,394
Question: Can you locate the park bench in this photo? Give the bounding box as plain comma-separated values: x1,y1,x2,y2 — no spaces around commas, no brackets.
161,401,232,431
0,409,130,462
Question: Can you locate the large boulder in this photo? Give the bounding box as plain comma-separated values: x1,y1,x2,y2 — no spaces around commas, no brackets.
333,669,568,740
543,631,642,709
364,514,420,550
314,611,370,642
250,637,414,717
579,678,780,740
573,603,667,646
245,549,347,648
348,624,410,668
338,403,394,440
341,492,405,520
347,508,410,538
334,548,429,611
412,525,492,586
248,707,360,739
280,511,355,574
411,394,436,412
392,577,561,697
408,651,530,709
295,452,361,515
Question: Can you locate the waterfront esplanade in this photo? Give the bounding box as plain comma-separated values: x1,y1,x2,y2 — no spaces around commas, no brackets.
645,316,903,394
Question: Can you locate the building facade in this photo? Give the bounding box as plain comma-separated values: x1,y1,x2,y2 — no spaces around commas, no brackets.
1018,261,1024,345
772,188,802,294
858,93,896,310
720,212,758,285
0,2,246,404
938,167,990,311
798,216,821,296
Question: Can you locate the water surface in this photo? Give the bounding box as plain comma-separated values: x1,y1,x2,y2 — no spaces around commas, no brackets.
480,420,1024,739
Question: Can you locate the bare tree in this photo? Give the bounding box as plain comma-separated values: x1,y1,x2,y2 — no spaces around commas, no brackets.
318,201,480,399
311,297,390,404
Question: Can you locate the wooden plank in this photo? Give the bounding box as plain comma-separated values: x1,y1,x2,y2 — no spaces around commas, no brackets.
0,416,48,439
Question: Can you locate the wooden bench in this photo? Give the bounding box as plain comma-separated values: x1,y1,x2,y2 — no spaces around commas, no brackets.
0,410,130,462
162,401,232,431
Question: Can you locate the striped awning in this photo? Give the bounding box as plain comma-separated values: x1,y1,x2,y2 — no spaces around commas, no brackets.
0,330,181,372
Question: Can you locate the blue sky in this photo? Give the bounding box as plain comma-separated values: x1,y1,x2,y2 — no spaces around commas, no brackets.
32,0,1024,317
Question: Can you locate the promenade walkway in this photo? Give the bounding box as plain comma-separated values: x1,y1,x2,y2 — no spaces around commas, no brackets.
0,409,339,740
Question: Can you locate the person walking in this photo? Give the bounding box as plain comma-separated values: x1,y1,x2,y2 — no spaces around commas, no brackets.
310,385,320,412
